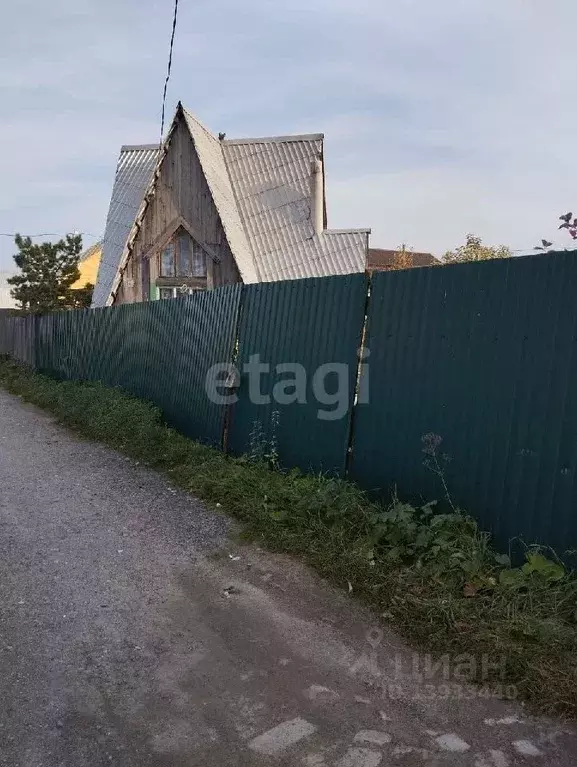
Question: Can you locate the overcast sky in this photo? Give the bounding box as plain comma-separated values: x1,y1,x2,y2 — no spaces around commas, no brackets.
0,0,574,268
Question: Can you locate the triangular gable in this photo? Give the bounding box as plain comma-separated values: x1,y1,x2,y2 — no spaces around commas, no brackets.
140,215,221,265
103,106,259,304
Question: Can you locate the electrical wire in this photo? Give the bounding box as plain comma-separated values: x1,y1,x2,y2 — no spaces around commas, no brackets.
160,0,180,147
0,232,100,239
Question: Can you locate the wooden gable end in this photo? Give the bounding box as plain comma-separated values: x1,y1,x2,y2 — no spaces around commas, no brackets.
117,114,240,304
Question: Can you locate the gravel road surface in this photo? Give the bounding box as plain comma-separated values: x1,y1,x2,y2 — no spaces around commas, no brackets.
0,389,576,766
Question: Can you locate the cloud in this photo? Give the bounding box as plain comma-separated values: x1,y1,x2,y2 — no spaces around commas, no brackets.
0,0,576,267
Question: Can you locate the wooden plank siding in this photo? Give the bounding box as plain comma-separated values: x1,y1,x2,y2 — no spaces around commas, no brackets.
116,115,240,304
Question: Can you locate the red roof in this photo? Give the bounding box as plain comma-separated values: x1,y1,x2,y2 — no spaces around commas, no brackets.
367,248,438,271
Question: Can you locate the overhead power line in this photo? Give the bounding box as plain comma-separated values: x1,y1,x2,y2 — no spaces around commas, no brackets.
0,232,100,239
160,0,180,146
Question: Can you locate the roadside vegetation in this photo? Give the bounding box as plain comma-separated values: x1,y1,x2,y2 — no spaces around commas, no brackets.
1,356,576,718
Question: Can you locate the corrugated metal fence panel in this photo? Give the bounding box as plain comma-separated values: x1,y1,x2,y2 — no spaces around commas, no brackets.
0,313,10,355
7,315,36,367
351,253,577,553
46,311,74,380
10,318,21,363
36,314,53,375
72,308,97,381
229,274,367,475
170,285,242,445
25,288,242,448
118,298,184,415
0,316,7,355
36,311,67,380
112,302,158,399
53,309,90,381
83,307,113,383
98,304,131,388
3,317,18,361
102,303,143,393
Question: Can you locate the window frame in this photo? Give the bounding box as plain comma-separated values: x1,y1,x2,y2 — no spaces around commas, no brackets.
159,241,177,278
158,286,178,300
157,229,207,280
157,285,206,301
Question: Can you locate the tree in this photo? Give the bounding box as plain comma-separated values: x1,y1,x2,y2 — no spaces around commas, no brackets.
71,282,94,309
8,233,87,313
388,244,415,271
441,234,511,264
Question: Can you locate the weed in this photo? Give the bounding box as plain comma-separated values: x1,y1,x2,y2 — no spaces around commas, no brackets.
422,432,456,512
246,410,280,469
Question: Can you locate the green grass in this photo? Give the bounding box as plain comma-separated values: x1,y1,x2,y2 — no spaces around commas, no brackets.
1,356,577,719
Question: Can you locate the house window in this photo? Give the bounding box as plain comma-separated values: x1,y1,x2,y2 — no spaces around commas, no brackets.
160,242,176,277
159,231,207,279
179,234,193,277
192,241,207,277
153,229,209,301
158,286,205,300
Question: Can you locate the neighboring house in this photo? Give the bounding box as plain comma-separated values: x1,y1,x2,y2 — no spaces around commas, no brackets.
92,102,371,307
367,248,438,271
72,241,102,290
0,271,17,309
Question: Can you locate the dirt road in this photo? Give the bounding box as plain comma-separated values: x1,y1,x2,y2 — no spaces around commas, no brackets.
0,389,575,766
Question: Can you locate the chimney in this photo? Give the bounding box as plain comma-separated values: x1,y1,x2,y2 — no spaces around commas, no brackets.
310,157,324,235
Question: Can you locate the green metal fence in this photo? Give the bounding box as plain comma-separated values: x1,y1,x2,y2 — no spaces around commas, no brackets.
169,285,242,445
6,287,242,448
350,254,577,553
0,314,36,367
1,254,577,552
228,274,367,474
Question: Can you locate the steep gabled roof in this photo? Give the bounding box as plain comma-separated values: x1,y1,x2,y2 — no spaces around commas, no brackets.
182,109,258,283
94,105,370,305
92,145,159,307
